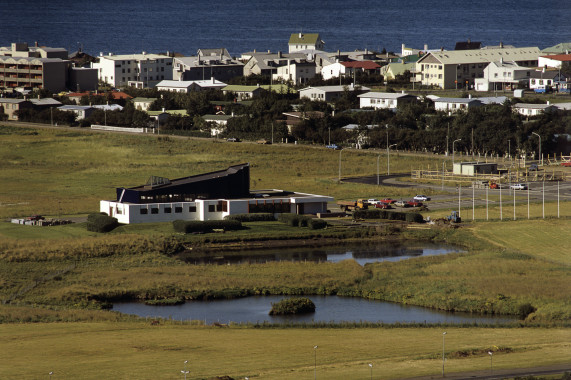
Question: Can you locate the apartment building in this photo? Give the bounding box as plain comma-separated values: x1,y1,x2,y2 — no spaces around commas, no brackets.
0,56,68,92
288,33,324,53
92,52,173,88
173,49,243,82
414,47,540,89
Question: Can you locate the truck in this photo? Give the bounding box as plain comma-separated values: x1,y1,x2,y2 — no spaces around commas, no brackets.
337,199,369,211
446,210,461,223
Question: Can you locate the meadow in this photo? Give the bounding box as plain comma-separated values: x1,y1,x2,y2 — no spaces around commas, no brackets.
1,124,570,379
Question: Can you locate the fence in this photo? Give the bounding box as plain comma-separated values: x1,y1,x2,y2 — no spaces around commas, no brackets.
91,124,150,133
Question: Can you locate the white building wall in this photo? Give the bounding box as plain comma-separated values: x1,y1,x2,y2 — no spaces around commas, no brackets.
321,62,344,80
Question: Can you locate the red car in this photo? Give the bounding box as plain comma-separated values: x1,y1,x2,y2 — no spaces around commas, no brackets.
380,198,396,204
375,203,391,209
562,162,571,167
407,200,423,207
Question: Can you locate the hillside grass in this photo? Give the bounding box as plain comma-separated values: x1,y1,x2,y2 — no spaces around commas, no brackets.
0,323,569,380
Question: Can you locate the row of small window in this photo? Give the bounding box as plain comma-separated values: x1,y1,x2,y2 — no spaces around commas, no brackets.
530,79,552,85
122,75,165,82
422,64,443,70
370,99,395,105
310,93,325,98
140,206,197,215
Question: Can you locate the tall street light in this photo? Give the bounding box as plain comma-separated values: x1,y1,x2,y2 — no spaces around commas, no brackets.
328,127,331,146
442,332,447,377
314,345,318,380
488,351,493,375
532,132,541,166
377,154,380,185
338,150,342,182
387,143,397,175
182,360,189,380
452,139,461,165
369,363,373,380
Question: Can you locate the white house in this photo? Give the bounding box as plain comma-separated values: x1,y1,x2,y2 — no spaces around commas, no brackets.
132,97,156,111
156,78,227,93
288,33,324,53
513,103,557,116
321,61,380,81
57,105,95,120
91,52,173,88
475,60,533,92
529,70,566,92
299,84,370,102
358,92,417,111
538,54,571,69
272,61,316,85
433,97,483,113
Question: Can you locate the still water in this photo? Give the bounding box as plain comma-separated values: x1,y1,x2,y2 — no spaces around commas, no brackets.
178,241,464,265
112,296,514,325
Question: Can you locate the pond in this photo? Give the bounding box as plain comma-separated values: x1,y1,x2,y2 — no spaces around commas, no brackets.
112,296,515,325
178,241,465,265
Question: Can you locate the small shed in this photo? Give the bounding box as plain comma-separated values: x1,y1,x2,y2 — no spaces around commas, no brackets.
453,162,498,176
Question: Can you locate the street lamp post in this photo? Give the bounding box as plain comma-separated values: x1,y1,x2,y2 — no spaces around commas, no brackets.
369,363,373,380
387,143,397,175
314,345,318,380
532,132,541,166
50,107,53,126
182,360,189,380
442,332,447,377
338,150,342,182
328,127,331,146
488,351,493,375
452,139,461,165
377,154,380,185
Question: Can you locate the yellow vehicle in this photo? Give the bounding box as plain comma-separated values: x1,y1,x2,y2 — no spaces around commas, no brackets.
337,199,369,211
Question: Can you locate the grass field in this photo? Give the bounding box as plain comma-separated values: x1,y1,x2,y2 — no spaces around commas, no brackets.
1,323,570,379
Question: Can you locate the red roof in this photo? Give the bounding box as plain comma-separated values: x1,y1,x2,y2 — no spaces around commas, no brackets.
66,91,132,99
541,54,571,62
341,61,381,70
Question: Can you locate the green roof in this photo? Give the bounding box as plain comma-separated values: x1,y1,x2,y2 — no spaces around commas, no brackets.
289,33,320,45
222,85,263,92
132,97,157,103
260,84,297,94
542,42,571,54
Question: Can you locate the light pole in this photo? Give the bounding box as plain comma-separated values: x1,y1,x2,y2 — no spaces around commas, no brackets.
50,107,53,126
369,363,373,380
532,132,541,166
387,143,396,175
488,351,493,375
377,154,380,185
442,332,447,377
328,127,331,146
338,150,342,182
314,345,318,380
452,139,461,165
182,360,189,380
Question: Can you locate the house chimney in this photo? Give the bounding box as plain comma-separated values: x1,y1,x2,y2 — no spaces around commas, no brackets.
162,107,165,112
299,32,302,38
35,41,38,47
278,51,282,58
401,44,405,54
547,101,550,105
500,41,504,48
211,77,215,84
424,44,428,52
468,94,472,99
468,38,471,43
440,47,444,52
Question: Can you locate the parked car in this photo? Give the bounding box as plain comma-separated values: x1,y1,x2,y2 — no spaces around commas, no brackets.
395,200,410,208
407,200,423,207
413,195,430,201
375,203,391,209
326,144,341,150
367,199,380,205
561,162,571,167
380,198,396,204
529,163,538,171
510,183,528,190
226,137,240,142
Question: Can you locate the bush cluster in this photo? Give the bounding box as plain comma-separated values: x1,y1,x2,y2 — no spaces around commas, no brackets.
224,213,275,222
353,209,423,223
277,214,327,229
86,213,119,233
172,219,242,233
269,297,316,315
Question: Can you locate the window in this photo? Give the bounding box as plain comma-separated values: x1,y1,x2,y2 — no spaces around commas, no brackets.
438,74,442,79
175,207,182,213
208,205,215,212
494,73,498,78
140,208,148,214
164,207,172,213
438,65,442,70
531,79,536,84
151,208,159,214
122,69,125,73
189,206,196,212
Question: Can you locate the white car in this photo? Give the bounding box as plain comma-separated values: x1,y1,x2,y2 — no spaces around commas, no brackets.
367,199,380,205
413,195,430,201
510,183,528,190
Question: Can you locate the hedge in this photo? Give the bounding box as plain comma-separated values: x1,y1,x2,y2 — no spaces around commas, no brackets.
308,218,327,229
224,213,275,222
173,220,242,233
353,209,424,223
86,213,119,233
269,297,316,315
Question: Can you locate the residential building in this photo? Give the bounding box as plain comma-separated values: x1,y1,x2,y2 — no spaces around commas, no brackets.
173,49,243,82
100,163,333,224
358,92,417,111
0,42,68,59
272,61,316,85
414,47,540,89
57,105,95,119
243,51,309,77
288,33,324,53
91,52,173,88
156,78,227,93
433,97,483,113
538,54,571,69
541,42,571,55
513,103,557,116
0,99,34,120
132,97,156,111
380,61,416,80
298,84,370,102
474,60,533,91
321,61,380,81
282,111,325,133
222,85,264,100
529,70,566,92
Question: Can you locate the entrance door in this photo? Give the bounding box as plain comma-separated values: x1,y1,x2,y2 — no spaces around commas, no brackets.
296,203,304,215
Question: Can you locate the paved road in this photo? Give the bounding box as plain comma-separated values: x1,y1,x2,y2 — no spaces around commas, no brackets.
404,363,571,380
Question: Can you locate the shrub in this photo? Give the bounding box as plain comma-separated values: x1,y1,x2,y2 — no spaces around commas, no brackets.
405,213,424,223
277,213,311,227
86,213,119,233
269,297,316,315
224,213,275,222
172,220,242,233
517,303,536,319
308,219,327,230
